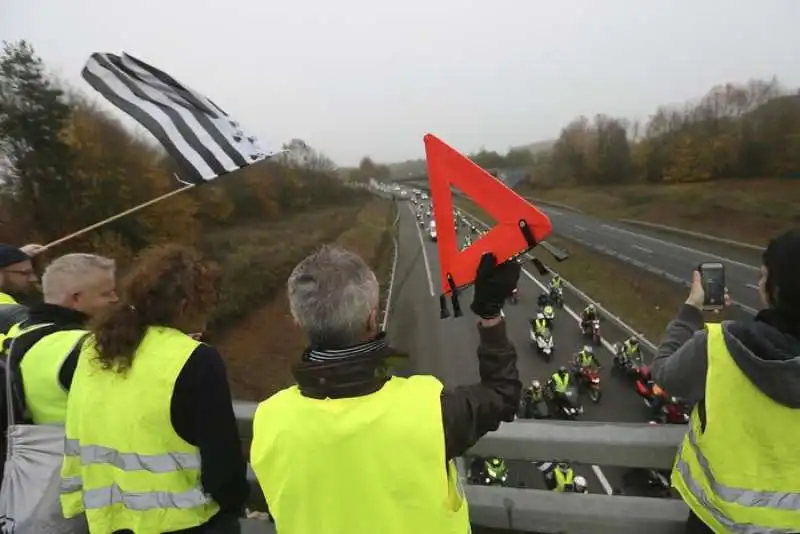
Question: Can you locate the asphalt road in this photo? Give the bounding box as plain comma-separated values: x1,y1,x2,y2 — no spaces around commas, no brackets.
388,200,669,498
539,207,762,315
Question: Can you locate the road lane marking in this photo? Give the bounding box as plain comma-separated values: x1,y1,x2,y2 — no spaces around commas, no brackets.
632,244,653,254
600,224,759,271
574,225,586,232
745,283,759,290
407,204,436,297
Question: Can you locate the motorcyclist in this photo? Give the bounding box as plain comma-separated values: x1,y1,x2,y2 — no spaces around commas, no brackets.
580,304,598,333
528,379,544,403
548,275,562,291
547,366,572,396
622,336,640,359
485,457,508,483
537,292,550,308
573,345,601,371
542,304,555,327
544,462,586,493
532,313,549,336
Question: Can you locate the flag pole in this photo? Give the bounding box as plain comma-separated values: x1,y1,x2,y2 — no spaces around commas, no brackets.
39,183,197,252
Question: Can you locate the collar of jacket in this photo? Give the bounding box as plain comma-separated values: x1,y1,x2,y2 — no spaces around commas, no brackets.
755,308,800,340
293,333,409,399
25,302,89,328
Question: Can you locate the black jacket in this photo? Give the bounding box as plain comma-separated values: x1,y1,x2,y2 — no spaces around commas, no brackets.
292,320,522,461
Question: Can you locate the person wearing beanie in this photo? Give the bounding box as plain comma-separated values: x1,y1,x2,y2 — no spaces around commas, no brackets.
651,228,800,534
0,244,39,305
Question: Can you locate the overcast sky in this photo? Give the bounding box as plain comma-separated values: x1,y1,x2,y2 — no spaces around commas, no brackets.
4,1,800,166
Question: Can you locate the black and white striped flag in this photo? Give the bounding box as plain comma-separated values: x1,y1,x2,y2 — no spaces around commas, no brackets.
82,52,275,184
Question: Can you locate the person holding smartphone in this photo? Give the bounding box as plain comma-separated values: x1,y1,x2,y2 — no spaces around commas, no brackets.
651,229,800,534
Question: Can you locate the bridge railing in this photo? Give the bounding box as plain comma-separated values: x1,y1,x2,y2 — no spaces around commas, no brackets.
235,401,689,534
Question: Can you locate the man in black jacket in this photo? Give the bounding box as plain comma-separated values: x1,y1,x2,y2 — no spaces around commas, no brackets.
251,245,522,533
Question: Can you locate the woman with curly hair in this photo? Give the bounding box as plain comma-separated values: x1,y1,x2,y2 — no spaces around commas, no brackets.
60,244,248,534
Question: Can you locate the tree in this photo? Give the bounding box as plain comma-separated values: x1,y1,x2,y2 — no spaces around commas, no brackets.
0,40,76,238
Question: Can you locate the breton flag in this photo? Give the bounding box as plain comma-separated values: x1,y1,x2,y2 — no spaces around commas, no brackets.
82,52,274,184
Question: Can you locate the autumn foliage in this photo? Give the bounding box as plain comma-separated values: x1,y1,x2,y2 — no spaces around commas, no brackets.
0,40,374,328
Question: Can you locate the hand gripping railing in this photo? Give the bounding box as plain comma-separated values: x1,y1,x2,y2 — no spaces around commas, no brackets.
234,401,690,533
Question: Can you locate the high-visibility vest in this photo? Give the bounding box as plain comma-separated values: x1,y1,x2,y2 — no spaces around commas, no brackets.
552,373,569,392
251,375,471,534
60,326,220,534
0,292,18,305
20,329,88,424
554,467,575,492
671,323,800,534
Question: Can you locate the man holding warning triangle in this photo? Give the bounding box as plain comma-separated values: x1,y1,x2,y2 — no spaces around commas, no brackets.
251,245,522,534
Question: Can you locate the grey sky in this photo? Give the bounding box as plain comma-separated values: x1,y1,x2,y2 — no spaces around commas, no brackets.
4,1,800,166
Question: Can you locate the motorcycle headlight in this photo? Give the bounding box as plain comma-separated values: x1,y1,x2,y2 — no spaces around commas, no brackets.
590,377,600,384
670,397,679,403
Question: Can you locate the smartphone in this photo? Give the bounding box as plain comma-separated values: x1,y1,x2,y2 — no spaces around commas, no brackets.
698,262,726,311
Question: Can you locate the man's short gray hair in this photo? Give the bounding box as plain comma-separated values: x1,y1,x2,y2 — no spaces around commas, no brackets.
42,253,116,303
288,245,380,348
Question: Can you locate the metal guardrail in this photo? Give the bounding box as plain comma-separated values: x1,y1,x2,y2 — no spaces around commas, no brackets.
235,404,689,533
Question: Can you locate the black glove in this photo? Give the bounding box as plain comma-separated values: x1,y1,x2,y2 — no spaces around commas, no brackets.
470,253,521,319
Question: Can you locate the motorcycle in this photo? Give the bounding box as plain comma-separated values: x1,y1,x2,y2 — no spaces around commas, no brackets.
653,398,690,425
508,287,519,304
531,328,554,361
549,287,564,308
576,366,602,403
612,343,645,378
517,394,550,419
582,319,601,346
551,384,583,420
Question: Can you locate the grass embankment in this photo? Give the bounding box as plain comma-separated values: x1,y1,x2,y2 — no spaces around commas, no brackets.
455,198,737,341
210,199,396,401
517,178,797,246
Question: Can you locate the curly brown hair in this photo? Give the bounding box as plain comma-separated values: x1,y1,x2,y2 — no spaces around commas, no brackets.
90,244,220,373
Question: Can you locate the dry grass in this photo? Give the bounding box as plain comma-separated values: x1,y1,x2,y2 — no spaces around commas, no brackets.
518,178,798,245
213,199,396,401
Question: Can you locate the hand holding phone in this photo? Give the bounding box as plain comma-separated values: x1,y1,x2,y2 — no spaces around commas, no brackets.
697,262,726,311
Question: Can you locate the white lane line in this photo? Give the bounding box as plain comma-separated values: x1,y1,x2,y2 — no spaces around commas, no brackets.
574,225,586,232
632,244,653,254
407,204,436,297
548,209,564,216
600,224,759,271
745,283,759,290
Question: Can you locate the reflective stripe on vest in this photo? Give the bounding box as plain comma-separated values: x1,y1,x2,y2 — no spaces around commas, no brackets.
554,468,574,492
20,329,87,424
671,323,800,534
251,375,471,534
60,326,219,533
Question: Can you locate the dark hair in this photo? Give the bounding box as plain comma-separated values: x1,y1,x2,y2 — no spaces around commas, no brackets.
90,244,220,372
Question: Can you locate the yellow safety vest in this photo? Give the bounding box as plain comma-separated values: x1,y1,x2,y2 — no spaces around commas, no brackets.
553,468,574,492
0,292,18,305
251,375,471,534
535,319,547,331
60,326,219,534
552,373,569,392
20,329,87,424
672,323,800,534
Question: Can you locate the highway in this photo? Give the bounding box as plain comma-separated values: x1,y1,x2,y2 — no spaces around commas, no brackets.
388,200,670,498
538,207,762,315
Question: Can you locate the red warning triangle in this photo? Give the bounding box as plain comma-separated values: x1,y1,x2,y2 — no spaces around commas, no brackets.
424,134,552,294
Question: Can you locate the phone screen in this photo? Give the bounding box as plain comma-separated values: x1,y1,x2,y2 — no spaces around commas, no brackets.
699,262,726,310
